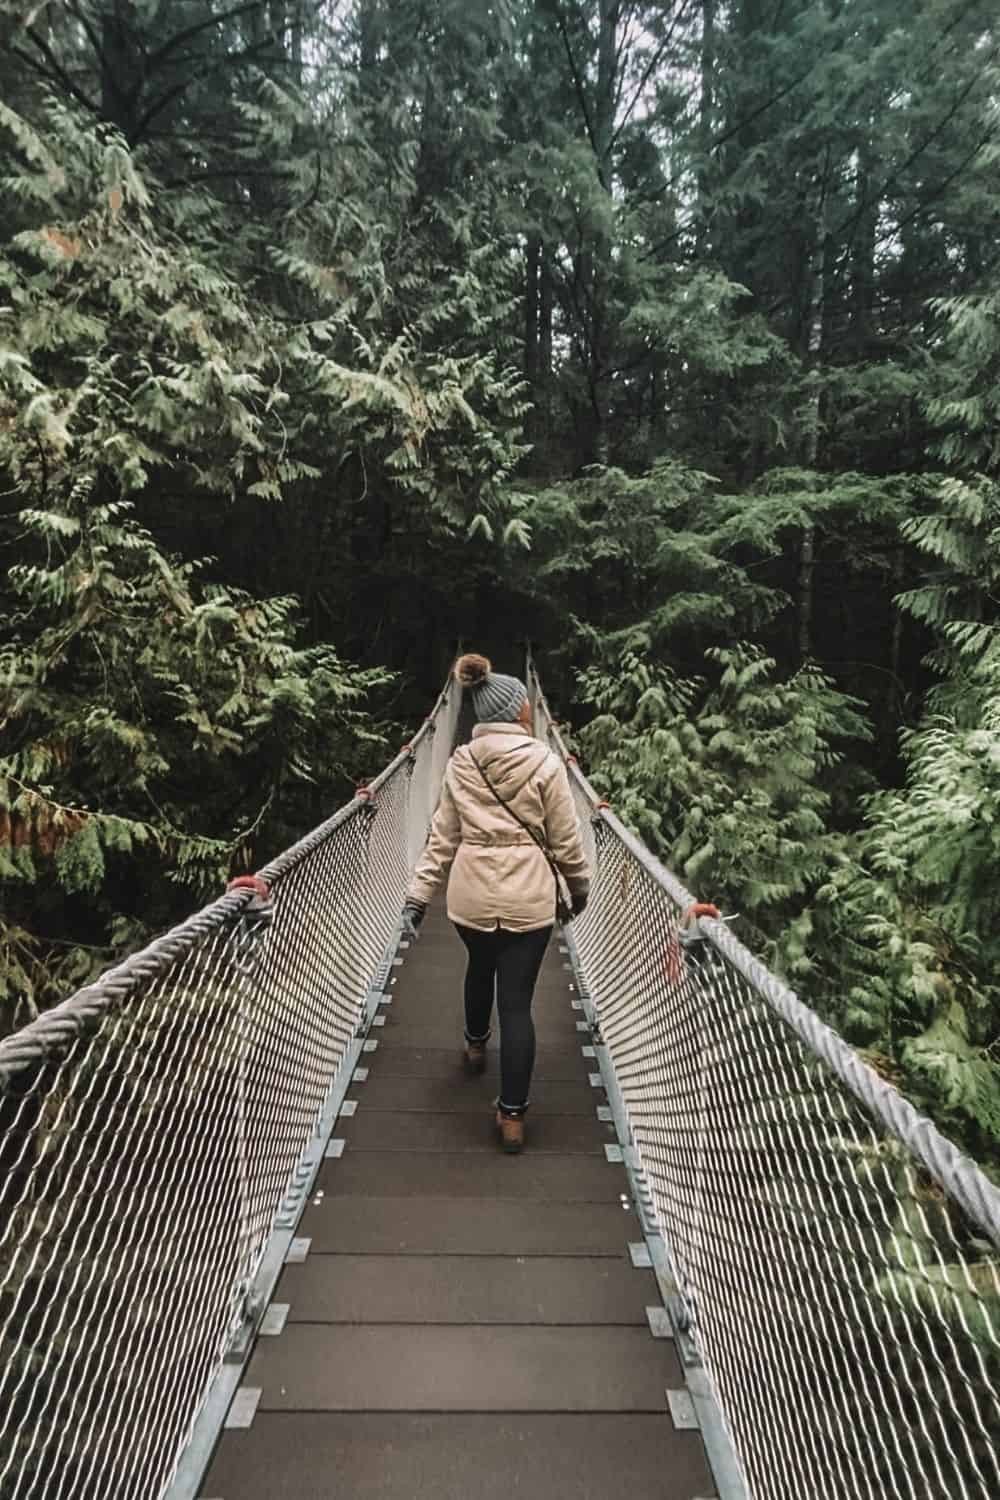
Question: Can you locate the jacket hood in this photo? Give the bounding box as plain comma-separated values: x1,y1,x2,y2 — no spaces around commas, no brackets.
452,725,550,800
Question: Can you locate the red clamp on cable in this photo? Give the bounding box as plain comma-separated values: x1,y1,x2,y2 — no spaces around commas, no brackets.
227,874,271,901
356,781,374,801
665,904,721,984
682,902,721,928
595,799,611,811
401,742,413,754
566,754,578,765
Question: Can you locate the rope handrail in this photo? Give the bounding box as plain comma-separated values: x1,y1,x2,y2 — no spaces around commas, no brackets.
259,674,453,885
528,654,1000,1500
0,680,454,1087
525,659,1000,1247
2,656,998,1500
0,672,461,1500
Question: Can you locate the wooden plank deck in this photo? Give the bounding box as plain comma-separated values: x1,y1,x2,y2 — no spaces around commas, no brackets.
201,903,717,1499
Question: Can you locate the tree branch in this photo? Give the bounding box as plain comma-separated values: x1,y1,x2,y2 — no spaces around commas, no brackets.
164,166,295,188
551,0,600,160
64,0,110,69
133,30,289,142
18,30,101,117
612,0,697,150
885,123,1000,245
289,151,323,217
146,0,275,71
833,36,1000,256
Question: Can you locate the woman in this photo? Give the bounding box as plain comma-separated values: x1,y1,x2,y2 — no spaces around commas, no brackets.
401,654,590,1153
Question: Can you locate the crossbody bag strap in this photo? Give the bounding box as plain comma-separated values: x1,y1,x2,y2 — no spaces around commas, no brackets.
469,749,573,924
469,748,551,856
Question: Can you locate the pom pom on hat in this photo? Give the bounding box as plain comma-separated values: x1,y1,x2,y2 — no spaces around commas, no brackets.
454,653,492,688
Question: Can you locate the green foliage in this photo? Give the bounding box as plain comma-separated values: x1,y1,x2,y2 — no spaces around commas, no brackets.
0,479,390,1026
813,707,1000,1160
576,624,1000,1160
1,0,1000,1183
925,289,1000,474
0,98,429,1026
577,644,872,960
810,460,1000,1159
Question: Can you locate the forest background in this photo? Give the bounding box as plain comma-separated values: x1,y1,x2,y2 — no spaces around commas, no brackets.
1,0,999,1169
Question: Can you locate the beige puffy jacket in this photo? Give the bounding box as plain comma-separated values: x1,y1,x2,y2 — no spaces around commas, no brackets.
407,723,591,932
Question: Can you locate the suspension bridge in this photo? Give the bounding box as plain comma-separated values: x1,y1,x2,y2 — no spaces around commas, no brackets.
1,662,998,1500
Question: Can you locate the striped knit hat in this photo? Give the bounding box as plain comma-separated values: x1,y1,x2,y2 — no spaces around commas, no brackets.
454,654,527,724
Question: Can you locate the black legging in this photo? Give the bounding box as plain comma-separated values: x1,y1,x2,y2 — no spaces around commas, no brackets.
455,923,553,1115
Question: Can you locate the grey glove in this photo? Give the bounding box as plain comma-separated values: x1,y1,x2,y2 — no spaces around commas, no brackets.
401,900,426,938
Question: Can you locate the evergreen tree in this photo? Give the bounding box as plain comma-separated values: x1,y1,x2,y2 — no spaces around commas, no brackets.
3,0,1000,1167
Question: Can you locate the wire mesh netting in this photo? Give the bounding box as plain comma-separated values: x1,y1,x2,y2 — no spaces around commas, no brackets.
529,664,1000,1500
3,661,998,1500
0,685,459,1500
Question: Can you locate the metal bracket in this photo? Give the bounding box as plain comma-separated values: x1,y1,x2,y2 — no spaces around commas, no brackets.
326,1139,346,1159
629,1242,652,1269
259,1303,289,1337
667,1389,699,1430
274,1147,321,1230
605,1144,624,1163
224,1388,261,1431
667,1294,701,1368
581,1045,596,1058
223,1320,254,1366
339,1100,358,1117
646,1306,672,1339
285,1237,311,1264
352,1067,369,1083
364,1039,379,1052
630,1166,657,1235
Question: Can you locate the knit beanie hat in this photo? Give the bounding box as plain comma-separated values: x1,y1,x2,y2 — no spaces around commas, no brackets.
454,653,528,724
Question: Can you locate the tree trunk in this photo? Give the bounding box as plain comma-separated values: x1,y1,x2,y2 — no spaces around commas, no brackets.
696,0,716,258
888,544,905,720
358,0,382,77
798,526,815,659
100,2,139,140
589,0,618,465
798,189,830,659
595,0,616,194
851,133,877,357
290,0,304,85
525,234,540,390
538,246,553,456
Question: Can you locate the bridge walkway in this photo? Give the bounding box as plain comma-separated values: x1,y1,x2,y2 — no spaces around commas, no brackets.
201,899,717,1499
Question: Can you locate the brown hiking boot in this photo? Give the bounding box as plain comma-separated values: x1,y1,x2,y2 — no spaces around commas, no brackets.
464,1040,487,1075
496,1109,524,1154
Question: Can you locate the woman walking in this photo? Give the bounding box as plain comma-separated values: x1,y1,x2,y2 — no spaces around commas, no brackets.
401,655,590,1153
